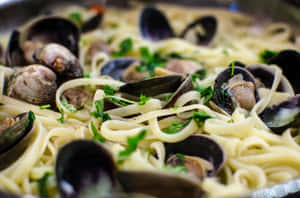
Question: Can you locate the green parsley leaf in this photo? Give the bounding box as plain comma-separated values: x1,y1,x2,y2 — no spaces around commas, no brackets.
192,69,206,81
163,164,187,173
57,109,66,124
194,86,213,104
136,47,167,77
69,12,82,26
90,121,106,143
105,95,135,106
112,38,133,57
162,121,188,134
166,52,183,59
231,61,235,77
192,111,213,128
259,49,278,63
37,172,53,198
118,130,147,164
61,99,78,113
83,73,91,78
91,100,111,122
138,94,151,105
40,104,51,110
176,153,185,161
26,111,35,128
223,49,230,56
104,85,118,96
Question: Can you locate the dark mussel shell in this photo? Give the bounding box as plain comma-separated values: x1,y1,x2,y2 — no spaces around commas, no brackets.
81,13,103,33
100,58,137,80
213,66,258,115
164,75,193,108
5,30,26,66
260,95,300,134
247,64,294,94
20,16,80,56
119,74,184,97
0,111,35,170
180,16,217,46
55,140,117,198
117,170,205,198
139,7,175,41
164,135,225,177
268,50,300,94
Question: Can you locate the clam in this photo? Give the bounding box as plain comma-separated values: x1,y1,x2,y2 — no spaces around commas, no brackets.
213,66,259,114
62,87,94,110
260,95,300,134
6,17,83,79
81,13,103,33
119,74,193,108
56,140,204,198
164,135,225,179
34,43,83,79
268,50,300,94
139,7,217,46
0,111,35,170
56,140,117,198
139,7,175,41
6,65,57,105
179,16,217,46
247,64,294,95
100,58,146,82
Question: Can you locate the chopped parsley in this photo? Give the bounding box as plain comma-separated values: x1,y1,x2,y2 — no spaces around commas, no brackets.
259,49,278,63
194,86,213,104
40,104,51,110
138,94,151,105
69,12,82,26
83,73,91,78
106,36,115,45
91,100,111,122
104,85,117,96
192,69,206,81
26,111,35,128
90,121,106,143
223,49,230,56
117,130,147,164
176,153,185,161
61,99,78,113
231,61,235,76
112,38,133,57
136,47,167,77
162,121,189,134
57,109,66,124
167,52,183,59
105,95,135,106
192,111,213,127
37,172,53,198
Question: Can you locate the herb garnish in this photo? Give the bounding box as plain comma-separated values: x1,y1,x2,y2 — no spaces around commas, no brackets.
112,38,133,57
231,61,235,76
90,121,106,143
61,99,78,113
162,121,189,134
194,86,213,104
91,100,111,122
223,49,230,56
192,111,213,127
259,49,278,63
40,104,51,110
118,130,147,164
104,85,117,96
83,73,91,78
106,36,115,45
136,47,167,77
138,94,151,105
57,109,66,124
37,172,53,198
164,153,187,173
69,12,82,26
26,111,36,128
192,69,206,81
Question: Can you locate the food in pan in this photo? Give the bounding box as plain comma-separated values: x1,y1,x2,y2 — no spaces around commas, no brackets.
0,3,300,198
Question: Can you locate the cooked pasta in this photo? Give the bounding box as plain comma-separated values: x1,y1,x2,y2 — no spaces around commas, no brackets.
0,3,300,198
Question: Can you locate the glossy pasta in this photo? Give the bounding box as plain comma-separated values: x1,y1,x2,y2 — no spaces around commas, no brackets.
0,3,299,198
